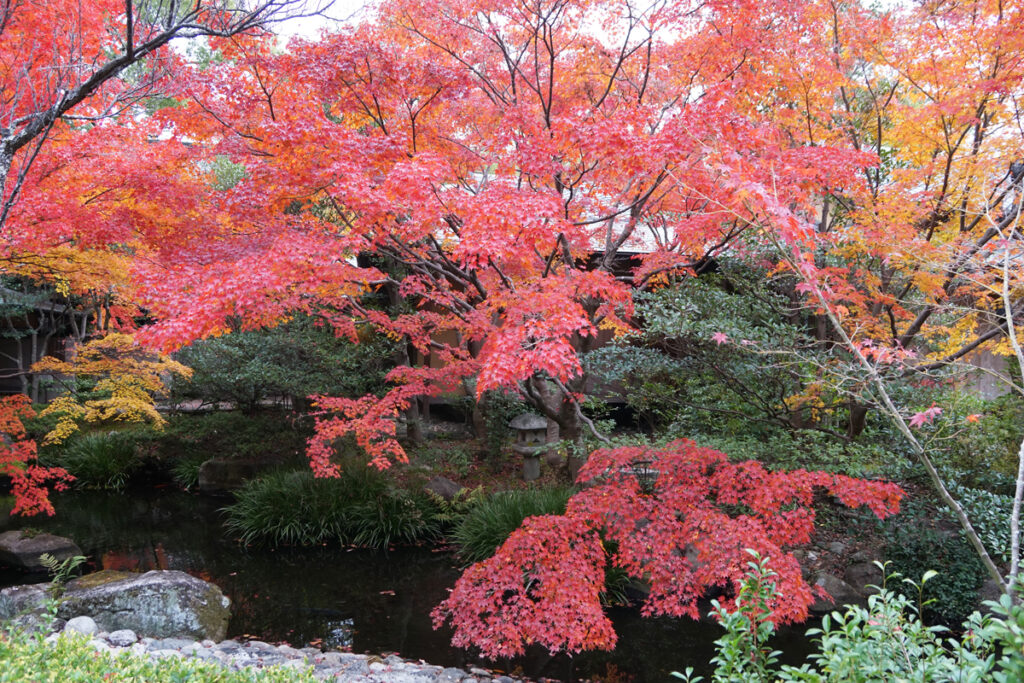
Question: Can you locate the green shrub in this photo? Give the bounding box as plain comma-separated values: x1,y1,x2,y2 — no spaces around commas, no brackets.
38,430,155,490
881,499,987,624
223,466,438,550
159,411,311,463
410,441,476,477
949,481,1021,565
0,628,315,682
170,315,397,413
452,487,573,562
677,560,1024,683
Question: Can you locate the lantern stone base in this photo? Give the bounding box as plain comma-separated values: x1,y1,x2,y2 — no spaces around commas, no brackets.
522,454,541,481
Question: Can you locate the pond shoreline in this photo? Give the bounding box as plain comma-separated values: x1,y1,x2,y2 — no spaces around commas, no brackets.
43,623,540,683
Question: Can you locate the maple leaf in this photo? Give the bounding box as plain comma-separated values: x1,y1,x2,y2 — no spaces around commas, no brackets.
711,331,730,346
908,404,942,428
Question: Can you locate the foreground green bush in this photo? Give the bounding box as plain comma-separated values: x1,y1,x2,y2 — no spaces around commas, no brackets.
676,555,1024,683
881,498,987,624
223,467,439,549
452,487,573,562
0,629,315,683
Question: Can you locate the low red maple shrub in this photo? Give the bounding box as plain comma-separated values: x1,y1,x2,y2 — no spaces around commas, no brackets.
0,395,73,516
432,439,903,658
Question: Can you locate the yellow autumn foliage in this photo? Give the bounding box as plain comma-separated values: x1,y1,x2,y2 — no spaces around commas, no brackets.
33,333,191,445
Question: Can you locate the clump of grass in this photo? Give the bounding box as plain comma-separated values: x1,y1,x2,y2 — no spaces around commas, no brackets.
452,487,573,562
39,430,153,490
348,490,440,549
223,466,439,549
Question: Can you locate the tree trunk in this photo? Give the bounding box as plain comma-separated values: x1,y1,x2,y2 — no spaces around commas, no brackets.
847,402,869,439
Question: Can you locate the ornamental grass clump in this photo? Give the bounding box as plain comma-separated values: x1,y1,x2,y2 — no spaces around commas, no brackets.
451,487,574,563
223,466,439,549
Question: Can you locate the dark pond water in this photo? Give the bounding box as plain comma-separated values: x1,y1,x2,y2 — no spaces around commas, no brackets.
1,489,817,682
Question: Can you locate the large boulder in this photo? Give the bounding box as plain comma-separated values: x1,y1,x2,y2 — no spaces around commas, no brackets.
0,570,231,641
0,530,82,572
58,570,231,640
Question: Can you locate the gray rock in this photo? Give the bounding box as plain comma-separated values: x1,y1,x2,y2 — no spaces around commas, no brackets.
342,659,371,675
844,562,883,596
106,628,138,647
64,615,99,635
216,639,243,652
0,582,48,619
57,570,231,641
318,652,346,667
150,637,197,651
827,541,847,555
810,572,867,613
0,530,83,572
424,476,465,502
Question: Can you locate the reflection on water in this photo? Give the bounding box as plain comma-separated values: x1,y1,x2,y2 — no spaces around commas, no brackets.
1,489,815,681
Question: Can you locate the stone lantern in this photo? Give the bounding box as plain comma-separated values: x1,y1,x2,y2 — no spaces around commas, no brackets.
510,413,549,481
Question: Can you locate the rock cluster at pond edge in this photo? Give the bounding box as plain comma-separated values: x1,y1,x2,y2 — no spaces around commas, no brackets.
46,621,534,683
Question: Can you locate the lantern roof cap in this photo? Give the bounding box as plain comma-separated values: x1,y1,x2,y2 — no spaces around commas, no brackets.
509,413,547,430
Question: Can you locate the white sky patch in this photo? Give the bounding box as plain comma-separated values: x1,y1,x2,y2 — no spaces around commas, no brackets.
277,0,378,40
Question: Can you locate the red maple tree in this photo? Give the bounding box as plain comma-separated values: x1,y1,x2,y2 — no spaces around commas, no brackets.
432,440,903,658
0,395,72,516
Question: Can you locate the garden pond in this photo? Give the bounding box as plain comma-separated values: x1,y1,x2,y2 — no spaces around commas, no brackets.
0,489,818,681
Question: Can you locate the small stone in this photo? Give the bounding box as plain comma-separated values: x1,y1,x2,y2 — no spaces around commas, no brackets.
436,667,465,682
827,541,846,555
300,646,322,657
369,661,387,672
319,652,346,667
245,640,275,651
64,616,98,636
106,629,137,647
495,677,515,683
257,655,287,668
342,660,370,675
385,654,404,665
469,668,492,678
278,644,303,657
153,649,184,659
130,643,147,656
216,639,242,652
201,639,216,647
153,637,195,650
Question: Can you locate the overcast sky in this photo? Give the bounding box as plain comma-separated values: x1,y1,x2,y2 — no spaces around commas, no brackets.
277,0,377,41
